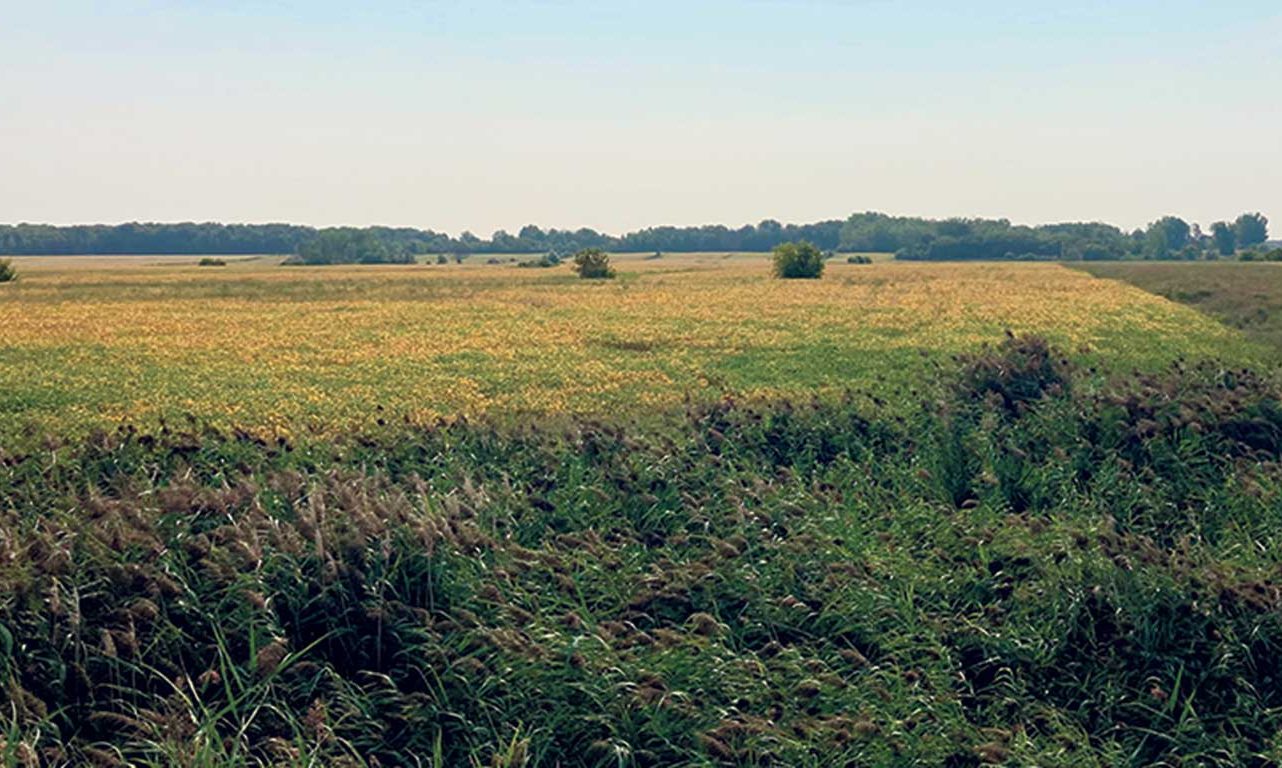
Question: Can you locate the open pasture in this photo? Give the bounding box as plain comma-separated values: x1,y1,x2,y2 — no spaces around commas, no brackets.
0,255,1259,437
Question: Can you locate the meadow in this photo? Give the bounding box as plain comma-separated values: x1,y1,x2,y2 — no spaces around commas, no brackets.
0,255,1259,439
3,255,1282,767
1080,261,1282,351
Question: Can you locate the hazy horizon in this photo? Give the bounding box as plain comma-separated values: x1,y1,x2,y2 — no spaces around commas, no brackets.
4,1,1280,235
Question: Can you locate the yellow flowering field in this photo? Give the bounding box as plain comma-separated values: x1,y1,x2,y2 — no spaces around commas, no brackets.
0,255,1259,438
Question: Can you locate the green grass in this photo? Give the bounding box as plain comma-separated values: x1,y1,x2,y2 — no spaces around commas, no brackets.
3,337,1282,766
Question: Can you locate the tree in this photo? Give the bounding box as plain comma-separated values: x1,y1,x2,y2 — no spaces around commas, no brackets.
1143,216,1191,260
490,229,519,252
772,241,825,279
571,248,615,279
458,231,483,254
0,258,15,283
1235,213,1269,248
1210,222,1237,256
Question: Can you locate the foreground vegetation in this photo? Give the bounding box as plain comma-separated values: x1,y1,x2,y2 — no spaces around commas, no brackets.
0,258,1257,440
3,336,1282,766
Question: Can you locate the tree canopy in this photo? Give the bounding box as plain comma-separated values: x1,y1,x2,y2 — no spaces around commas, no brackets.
1211,222,1237,256
292,228,416,265
1235,212,1270,248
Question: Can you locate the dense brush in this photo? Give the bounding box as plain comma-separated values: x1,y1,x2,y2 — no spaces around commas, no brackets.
2,337,1282,766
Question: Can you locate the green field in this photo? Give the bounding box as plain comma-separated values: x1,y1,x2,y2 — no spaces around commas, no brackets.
3,257,1282,766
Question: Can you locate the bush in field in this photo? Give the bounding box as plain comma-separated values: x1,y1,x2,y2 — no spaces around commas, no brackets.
197,257,226,267
571,247,615,279
435,254,449,265
518,252,561,268
772,241,825,279
0,258,15,283
846,254,872,264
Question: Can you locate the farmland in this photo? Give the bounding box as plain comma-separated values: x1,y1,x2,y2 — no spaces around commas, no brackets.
3,256,1282,766
0,255,1258,439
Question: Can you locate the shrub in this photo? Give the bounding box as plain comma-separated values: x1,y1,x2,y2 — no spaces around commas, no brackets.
572,247,615,279
0,258,15,283
435,254,449,265
772,241,825,279
197,257,226,267
955,332,1073,414
846,255,873,264
518,253,560,269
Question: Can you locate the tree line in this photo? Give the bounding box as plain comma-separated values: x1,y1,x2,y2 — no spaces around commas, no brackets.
847,212,1270,261
0,220,846,258
0,212,1269,262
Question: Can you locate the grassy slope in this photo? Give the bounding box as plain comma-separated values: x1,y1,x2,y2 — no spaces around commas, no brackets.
1080,262,1282,354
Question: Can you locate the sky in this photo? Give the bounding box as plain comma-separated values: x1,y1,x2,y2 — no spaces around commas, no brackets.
2,0,1280,236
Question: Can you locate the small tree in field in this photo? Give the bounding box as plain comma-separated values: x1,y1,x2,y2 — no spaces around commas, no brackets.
572,248,615,279
0,259,16,283
772,241,825,279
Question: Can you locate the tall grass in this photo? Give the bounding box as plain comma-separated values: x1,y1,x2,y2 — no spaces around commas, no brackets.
2,337,1282,765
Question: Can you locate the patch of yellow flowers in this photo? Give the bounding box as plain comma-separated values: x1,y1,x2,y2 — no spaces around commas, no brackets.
0,258,1252,436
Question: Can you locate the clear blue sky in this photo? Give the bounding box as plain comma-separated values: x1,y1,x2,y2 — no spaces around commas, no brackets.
3,1,1279,235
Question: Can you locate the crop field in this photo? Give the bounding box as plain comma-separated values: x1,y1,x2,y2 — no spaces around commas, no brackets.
4,256,1282,767
0,255,1258,439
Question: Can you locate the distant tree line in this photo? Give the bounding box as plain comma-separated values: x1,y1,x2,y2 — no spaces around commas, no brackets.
846,211,1270,261
0,223,462,258
0,212,1269,262
0,223,315,255
0,220,844,257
